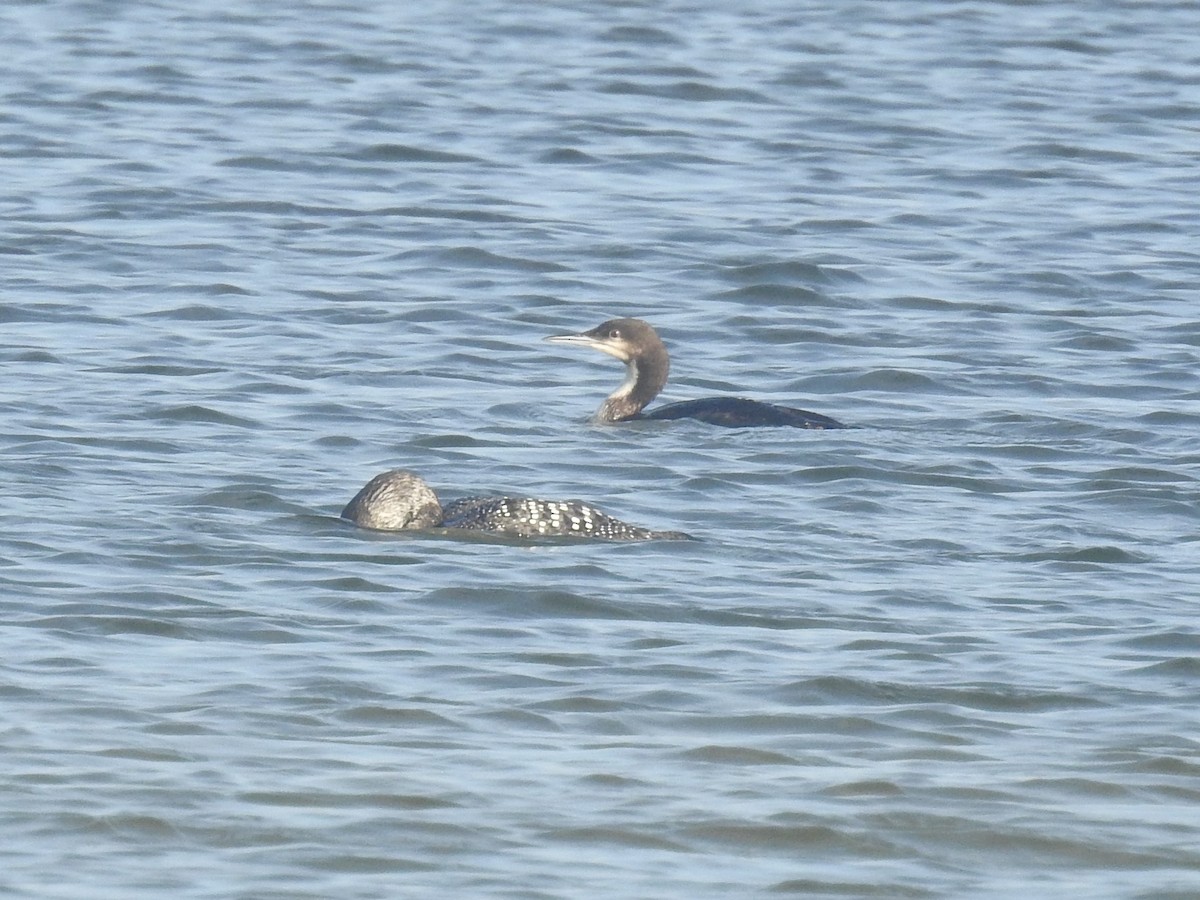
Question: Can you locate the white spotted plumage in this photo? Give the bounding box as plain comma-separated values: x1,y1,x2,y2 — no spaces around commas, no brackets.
344,469,689,541
441,494,681,540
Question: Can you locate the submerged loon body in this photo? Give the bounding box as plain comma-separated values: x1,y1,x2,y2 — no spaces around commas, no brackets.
545,318,845,429
341,469,689,541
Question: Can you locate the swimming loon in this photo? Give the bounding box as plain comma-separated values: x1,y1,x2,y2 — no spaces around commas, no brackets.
341,469,690,541
544,318,845,429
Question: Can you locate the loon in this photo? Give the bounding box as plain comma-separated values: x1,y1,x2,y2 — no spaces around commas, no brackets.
341,469,690,541
544,318,846,429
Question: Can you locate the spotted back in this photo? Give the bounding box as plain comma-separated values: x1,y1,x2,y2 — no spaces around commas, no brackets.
441,496,689,541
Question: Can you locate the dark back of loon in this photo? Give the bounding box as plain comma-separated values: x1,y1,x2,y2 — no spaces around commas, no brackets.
341,469,690,541
544,317,845,429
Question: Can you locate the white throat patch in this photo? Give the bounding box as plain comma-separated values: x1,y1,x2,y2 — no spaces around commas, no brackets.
611,359,639,399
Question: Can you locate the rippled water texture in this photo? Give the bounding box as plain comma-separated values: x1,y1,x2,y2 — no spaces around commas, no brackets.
3,1,1199,897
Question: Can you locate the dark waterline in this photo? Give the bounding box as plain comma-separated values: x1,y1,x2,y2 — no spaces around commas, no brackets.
2,1,1198,898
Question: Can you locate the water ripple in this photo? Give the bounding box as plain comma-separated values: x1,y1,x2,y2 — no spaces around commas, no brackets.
3,0,1199,897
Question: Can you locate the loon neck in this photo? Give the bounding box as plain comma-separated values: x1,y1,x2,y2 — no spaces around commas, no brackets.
597,347,668,423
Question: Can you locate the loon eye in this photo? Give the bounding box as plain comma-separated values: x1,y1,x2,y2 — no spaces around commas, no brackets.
608,328,621,339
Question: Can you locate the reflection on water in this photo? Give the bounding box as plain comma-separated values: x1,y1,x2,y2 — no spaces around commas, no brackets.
2,0,1198,897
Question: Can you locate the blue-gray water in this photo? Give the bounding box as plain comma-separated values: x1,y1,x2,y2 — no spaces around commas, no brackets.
3,1,1199,897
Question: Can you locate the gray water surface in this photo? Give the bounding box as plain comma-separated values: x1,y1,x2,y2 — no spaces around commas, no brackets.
3,2,1199,898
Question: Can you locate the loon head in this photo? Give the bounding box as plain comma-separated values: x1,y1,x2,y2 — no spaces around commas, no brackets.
544,318,670,422
340,469,444,531
544,318,662,363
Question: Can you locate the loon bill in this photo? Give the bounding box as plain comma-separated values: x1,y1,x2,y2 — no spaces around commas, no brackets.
544,317,845,429
341,469,691,541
